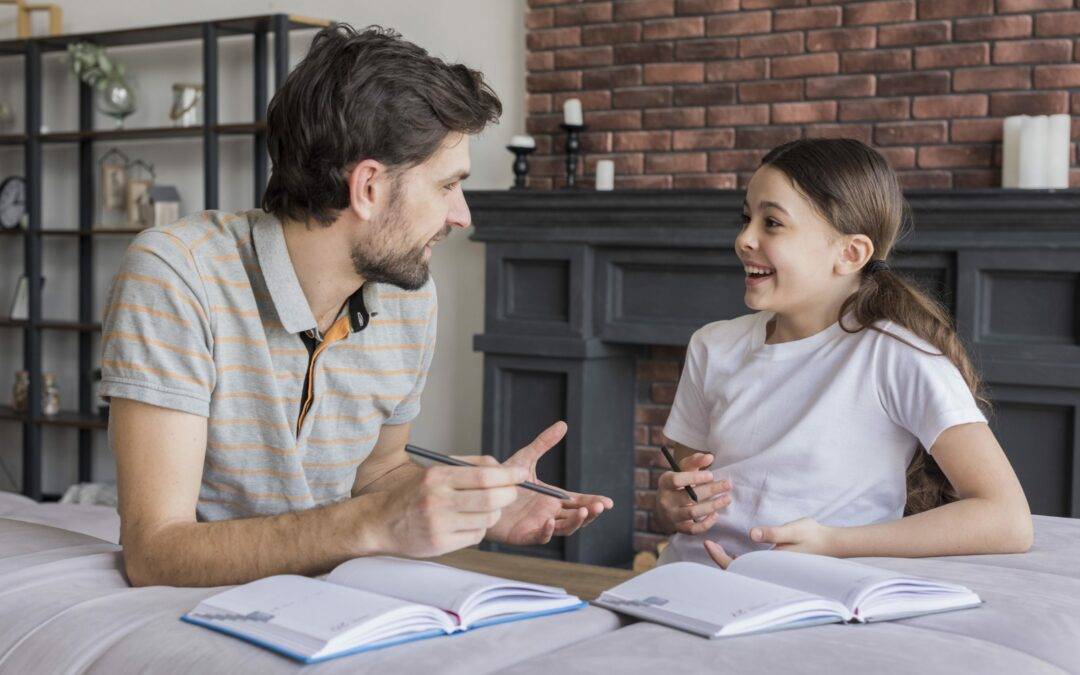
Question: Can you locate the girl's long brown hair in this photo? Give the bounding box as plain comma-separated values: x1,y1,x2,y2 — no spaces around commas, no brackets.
760,138,988,515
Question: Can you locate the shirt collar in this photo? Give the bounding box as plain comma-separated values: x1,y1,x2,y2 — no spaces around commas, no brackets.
252,210,381,336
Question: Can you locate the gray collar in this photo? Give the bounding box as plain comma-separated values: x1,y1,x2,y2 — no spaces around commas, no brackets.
252,210,317,335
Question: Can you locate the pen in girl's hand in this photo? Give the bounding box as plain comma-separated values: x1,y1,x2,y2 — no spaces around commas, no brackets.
404,444,570,500
660,444,699,502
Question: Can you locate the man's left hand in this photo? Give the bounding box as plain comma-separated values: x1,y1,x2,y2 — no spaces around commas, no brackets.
483,421,614,546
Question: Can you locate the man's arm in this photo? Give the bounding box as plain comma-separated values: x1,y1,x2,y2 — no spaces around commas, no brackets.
350,422,420,496
112,398,525,587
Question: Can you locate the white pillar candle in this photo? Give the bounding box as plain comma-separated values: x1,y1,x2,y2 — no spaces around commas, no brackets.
595,160,615,191
562,98,583,126
1018,115,1048,189
508,134,535,149
1046,114,1071,189
1001,115,1024,188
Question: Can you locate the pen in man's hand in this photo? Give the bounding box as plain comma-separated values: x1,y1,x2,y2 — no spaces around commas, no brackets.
660,444,699,502
404,444,570,501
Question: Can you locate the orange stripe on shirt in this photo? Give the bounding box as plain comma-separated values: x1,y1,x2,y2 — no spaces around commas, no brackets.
105,301,192,329
101,358,209,390
102,330,212,362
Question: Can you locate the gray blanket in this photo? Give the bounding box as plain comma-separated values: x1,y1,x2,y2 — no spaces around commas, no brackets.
1,492,1078,674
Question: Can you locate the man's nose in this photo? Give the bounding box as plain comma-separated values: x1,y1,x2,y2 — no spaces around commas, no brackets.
447,189,472,230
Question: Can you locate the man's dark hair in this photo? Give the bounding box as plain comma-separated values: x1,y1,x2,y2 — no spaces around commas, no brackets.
262,24,502,225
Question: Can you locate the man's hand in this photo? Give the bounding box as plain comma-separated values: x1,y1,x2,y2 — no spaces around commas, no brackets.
484,421,614,546
704,517,836,569
372,462,529,558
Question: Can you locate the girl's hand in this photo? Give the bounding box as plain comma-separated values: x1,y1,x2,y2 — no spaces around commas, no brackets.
655,452,732,535
704,517,836,569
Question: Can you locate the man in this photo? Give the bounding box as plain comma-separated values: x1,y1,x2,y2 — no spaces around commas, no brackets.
102,24,612,587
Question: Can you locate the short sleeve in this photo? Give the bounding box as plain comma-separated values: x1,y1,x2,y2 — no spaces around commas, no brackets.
99,231,215,417
385,278,438,426
663,328,711,451
877,332,986,453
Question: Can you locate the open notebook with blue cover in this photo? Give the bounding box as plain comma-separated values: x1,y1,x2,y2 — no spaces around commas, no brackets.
181,556,585,664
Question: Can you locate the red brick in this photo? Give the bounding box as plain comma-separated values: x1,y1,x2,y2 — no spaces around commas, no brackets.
527,70,583,93
583,109,643,130
953,66,1031,91
739,32,805,57
739,79,805,102
616,42,675,64
707,103,771,125
618,175,674,189
644,16,705,40
643,107,706,128
839,97,911,121
1034,64,1080,88
911,94,988,118
844,1,915,26
989,90,1069,116
878,21,950,46
583,65,641,88
675,0,739,12
709,149,767,171
672,174,739,188
527,0,574,6
526,115,563,135
644,62,705,84
672,128,736,149
841,49,912,72
527,94,552,114
953,169,998,188
706,58,768,81
645,152,708,173
996,0,1071,11
675,38,739,60
585,153,645,175
614,130,672,151
878,71,950,95
806,74,876,99
553,90,612,110
771,52,839,78
634,489,658,509
527,9,554,30
914,43,989,69
805,123,873,143
774,6,841,30
613,86,673,109
583,22,643,45
918,145,992,168
633,532,666,553
735,125,803,148
875,121,948,145
673,83,738,105
706,11,771,36
578,131,614,153
917,0,992,19
634,424,649,446
527,27,582,51
1074,92,1080,114
993,39,1073,64
954,16,1032,41
526,51,554,71
950,118,1004,142
555,46,614,68
879,146,917,168
555,3,614,26
1035,12,1080,37
897,171,951,188
614,0,675,21
807,27,876,52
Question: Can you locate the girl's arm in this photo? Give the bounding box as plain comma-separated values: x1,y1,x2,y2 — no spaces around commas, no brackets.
827,422,1033,557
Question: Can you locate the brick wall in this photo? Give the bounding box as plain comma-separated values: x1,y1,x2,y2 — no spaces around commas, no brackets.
525,0,1080,191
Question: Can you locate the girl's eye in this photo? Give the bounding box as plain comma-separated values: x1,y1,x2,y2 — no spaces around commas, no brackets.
739,213,751,227
765,217,782,229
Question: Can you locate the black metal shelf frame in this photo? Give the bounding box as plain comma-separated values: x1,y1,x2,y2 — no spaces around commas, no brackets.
3,14,325,500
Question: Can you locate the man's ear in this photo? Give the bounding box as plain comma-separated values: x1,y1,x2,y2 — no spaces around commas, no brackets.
836,234,875,276
347,159,389,222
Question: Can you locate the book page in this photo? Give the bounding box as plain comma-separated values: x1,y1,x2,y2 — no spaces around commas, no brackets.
327,556,568,617
729,550,907,610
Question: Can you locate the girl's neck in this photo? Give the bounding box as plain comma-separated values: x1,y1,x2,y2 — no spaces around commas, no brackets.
765,280,859,344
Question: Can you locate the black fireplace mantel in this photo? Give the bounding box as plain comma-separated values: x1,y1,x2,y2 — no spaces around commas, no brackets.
466,189,1080,567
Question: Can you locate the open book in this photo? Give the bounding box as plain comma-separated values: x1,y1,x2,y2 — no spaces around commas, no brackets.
594,550,981,638
181,556,585,664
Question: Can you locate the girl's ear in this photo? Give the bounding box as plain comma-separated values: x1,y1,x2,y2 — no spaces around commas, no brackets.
836,234,875,277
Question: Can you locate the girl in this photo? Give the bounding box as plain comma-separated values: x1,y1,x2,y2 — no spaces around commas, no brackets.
654,138,1033,568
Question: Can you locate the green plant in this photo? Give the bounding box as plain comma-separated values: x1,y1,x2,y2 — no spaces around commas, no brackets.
67,42,126,90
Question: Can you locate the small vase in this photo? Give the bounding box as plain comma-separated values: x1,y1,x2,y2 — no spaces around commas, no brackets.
42,373,60,417
12,371,28,413
97,75,136,129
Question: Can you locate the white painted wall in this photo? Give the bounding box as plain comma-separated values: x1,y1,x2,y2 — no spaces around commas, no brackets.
0,1,524,492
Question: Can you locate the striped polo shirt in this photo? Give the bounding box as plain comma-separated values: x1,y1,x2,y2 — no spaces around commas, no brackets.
100,209,437,521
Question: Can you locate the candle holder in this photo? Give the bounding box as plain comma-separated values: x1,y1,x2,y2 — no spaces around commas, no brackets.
506,144,536,190
560,123,586,189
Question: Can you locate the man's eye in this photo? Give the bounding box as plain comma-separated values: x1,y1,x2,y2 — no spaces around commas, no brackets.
444,182,458,192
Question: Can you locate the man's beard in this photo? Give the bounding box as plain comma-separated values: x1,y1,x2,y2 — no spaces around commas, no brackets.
350,191,447,291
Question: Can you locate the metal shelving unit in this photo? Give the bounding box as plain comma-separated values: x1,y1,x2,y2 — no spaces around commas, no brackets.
0,14,326,500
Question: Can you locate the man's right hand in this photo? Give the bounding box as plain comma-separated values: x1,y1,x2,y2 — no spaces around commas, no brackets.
368,462,528,557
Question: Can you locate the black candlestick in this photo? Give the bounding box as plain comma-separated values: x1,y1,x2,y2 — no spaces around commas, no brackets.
507,144,536,189
561,122,585,189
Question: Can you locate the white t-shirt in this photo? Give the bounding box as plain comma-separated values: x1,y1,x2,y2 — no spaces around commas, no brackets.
660,311,986,565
